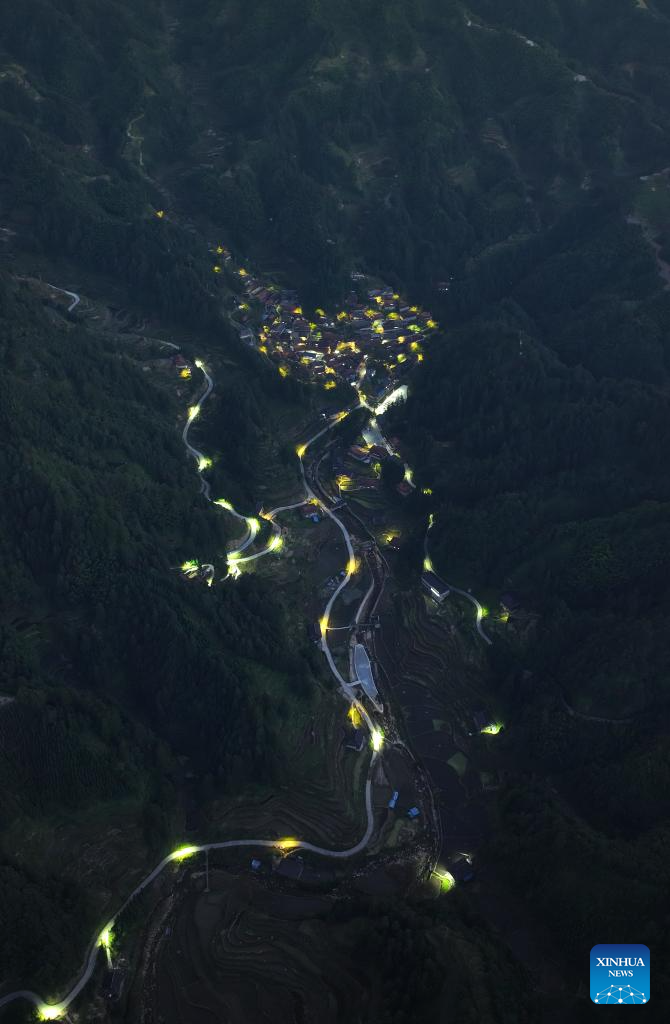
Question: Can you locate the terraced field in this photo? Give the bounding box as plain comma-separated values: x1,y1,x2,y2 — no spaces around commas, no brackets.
212,695,370,852
149,873,368,1024
375,590,491,859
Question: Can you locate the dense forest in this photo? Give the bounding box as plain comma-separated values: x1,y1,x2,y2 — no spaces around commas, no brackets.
2,0,670,1017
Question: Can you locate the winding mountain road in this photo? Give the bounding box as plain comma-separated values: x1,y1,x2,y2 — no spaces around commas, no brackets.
0,373,383,1021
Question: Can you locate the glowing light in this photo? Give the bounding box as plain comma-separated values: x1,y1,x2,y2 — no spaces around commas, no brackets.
375,385,408,417
410,340,420,352
337,474,353,490
426,319,438,329
316,308,326,317
404,466,414,484
248,517,260,534
259,345,268,353
433,869,455,892
481,722,503,735
335,410,349,422
239,302,249,311
348,704,362,727
215,498,233,511
155,210,165,219
38,1005,65,1020
195,358,203,369
423,556,433,571
347,556,359,575
371,728,384,753
417,353,424,362
198,455,212,471
212,265,222,273
171,845,199,861
278,366,289,378
293,306,303,314
296,444,307,459
319,615,329,636
337,311,348,321
268,534,283,552
206,576,214,588
428,513,434,529
374,295,383,305
276,838,300,851
216,245,224,254
422,487,432,496
98,926,113,949
180,367,191,379
481,606,489,618
227,560,242,580
324,380,336,390
397,353,406,363
188,405,200,420
238,268,248,277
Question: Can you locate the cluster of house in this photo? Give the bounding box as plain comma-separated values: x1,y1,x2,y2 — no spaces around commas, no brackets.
233,269,437,390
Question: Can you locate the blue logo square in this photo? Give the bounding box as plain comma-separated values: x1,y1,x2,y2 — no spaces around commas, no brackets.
591,944,650,1004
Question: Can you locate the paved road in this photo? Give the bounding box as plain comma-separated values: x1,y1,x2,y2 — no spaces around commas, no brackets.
0,779,376,1019
0,385,385,1021
424,518,492,645
45,282,81,313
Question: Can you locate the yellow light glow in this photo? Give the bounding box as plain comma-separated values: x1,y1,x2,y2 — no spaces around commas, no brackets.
155,210,165,219
188,405,199,420
428,513,434,528
214,498,233,511
324,380,336,390
337,311,348,321
392,293,400,300
410,340,419,352
348,704,362,727
316,308,326,316
248,518,260,533
347,557,359,575
238,268,248,277
194,358,203,369
293,306,303,315
481,722,503,735
371,728,384,753
397,353,406,363
198,456,212,471
423,556,433,571
38,1005,65,1021
335,410,348,422
278,366,289,378
422,487,433,496
268,534,283,552
324,365,336,375
181,560,198,573
319,615,329,636
410,306,419,313
433,869,456,892
259,345,268,353
216,245,224,254
179,367,191,379
404,466,414,484
212,265,222,273
98,927,113,949
276,838,300,851
296,443,307,459
427,319,438,329
172,845,199,861
227,561,242,580
417,353,424,362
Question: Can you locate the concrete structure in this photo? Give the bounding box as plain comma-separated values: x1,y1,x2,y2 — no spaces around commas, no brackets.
421,570,450,603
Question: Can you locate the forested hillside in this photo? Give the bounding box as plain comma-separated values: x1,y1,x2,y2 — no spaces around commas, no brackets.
2,0,670,1017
